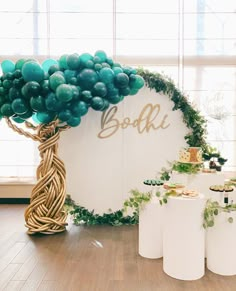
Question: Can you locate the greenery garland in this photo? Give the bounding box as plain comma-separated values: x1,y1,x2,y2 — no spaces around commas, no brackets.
66,69,226,226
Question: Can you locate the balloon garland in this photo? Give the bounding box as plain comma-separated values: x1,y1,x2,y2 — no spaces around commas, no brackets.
0,51,145,234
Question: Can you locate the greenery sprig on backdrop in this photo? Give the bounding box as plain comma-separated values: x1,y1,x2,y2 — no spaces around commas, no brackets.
66,69,227,226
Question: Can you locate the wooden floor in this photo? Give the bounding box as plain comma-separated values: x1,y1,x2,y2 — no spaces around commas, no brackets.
0,205,236,291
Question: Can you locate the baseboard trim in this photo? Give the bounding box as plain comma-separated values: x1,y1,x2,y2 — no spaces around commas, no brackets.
0,198,30,204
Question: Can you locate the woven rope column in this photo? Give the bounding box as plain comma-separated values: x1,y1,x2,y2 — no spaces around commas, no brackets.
6,118,69,235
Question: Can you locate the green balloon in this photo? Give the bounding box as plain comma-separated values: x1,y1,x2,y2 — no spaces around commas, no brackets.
78,69,98,90
45,93,63,111
102,99,109,111
119,86,130,96
72,101,88,116
22,61,44,83
90,97,105,111
64,69,76,83
94,64,102,71
93,82,107,97
107,94,121,104
0,112,2,120
30,96,46,112
18,109,33,119
12,98,28,114
1,103,14,117
49,72,66,91
95,50,107,62
129,75,145,89
129,88,139,95
81,90,93,102
67,116,81,127
56,84,73,102
23,81,41,97
58,109,72,122
99,67,114,84
113,67,123,75
36,111,56,123
3,79,13,89
11,116,25,123
1,60,15,73
115,73,129,88
48,64,60,75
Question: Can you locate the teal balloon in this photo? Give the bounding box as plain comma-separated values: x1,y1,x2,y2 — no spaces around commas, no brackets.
49,72,66,91
56,84,73,102
93,56,101,64
129,88,139,95
30,96,46,112
113,67,123,75
1,60,15,73
3,79,13,89
58,109,72,122
22,61,44,83
119,86,130,96
1,103,14,117
90,97,104,111
93,82,107,97
32,113,41,124
70,85,80,100
72,101,88,116
36,111,56,123
12,98,28,114
115,73,129,88
80,53,93,67
94,64,102,71
95,50,107,62
129,75,145,89
67,116,81,127
99,67,114,84
67,53,80,70
0,112,2,120
48,64,60,75
42,59,58,72
78,69,98,90
11,116,25,123
58,54,69,70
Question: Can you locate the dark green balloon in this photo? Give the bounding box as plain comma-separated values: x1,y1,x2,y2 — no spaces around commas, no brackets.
115,73,129,88
72,101,88,116
30,96,46,112
81,90,93,102
9,87,22,101
11,116,25,123
18,109,33,119
77,69,98,90
95,50,107,62
12,98,28,114
99,67,114,84
58,109,72,122
93,82,107,97
90,97,104,111
23,81,41,97
1,103,14,117
45,93,63,111
67,116,81,127
48,64,60,75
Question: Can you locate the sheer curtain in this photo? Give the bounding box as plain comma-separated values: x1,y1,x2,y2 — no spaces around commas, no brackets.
0,0,235,179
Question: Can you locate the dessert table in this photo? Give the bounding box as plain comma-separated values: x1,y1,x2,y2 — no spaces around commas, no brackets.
163,194,205,280
170,172,225,202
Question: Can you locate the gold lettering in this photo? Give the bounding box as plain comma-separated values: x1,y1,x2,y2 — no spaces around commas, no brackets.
97,103,170,139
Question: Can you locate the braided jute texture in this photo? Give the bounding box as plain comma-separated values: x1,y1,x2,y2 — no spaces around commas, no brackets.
6,118,70,235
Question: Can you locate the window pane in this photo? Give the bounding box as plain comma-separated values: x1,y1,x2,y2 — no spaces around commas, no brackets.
50,0,112,12
184,0,236,13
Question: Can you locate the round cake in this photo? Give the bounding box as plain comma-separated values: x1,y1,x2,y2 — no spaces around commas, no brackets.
209,185,234,192
179,147,202,164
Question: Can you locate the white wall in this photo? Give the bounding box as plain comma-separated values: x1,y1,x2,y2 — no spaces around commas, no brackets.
59,86,189,214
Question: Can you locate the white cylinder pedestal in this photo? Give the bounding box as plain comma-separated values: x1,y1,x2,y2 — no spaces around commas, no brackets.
139,198,163,259
206,211,236,275
163,195,205,280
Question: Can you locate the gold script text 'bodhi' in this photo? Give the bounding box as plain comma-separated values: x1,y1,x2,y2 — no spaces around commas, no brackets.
98,103,170,139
